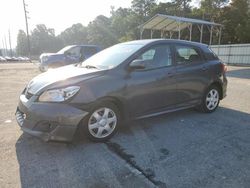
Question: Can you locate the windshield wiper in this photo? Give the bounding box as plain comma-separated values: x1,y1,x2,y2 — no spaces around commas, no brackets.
82,64,98,69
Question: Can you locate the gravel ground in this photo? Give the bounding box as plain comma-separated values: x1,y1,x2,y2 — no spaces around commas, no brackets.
0,63,249,188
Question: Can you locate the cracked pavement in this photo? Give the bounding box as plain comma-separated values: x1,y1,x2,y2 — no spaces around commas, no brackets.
0,63,250,188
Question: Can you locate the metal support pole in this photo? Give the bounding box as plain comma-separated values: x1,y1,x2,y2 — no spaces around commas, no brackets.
140,28,144,39
200,24,203,43
2,39,6,56
1,40,4,56
209,26,213,45
178,22,181,40
4,36,8,56
218,27,222,56
8,29,12,57
218,26,222,45
169,31,172,39
151,30,153,39
189,24,192,41
22,0,31,59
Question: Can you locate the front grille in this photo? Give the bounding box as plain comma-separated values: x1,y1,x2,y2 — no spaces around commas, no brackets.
22,87,27,94
25,92,33,99
16,109,25,126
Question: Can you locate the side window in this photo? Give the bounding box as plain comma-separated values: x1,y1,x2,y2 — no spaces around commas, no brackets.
175,45,202,65
133,45,172,69
66,46,81,57
141,49,155,60
82,47,98,58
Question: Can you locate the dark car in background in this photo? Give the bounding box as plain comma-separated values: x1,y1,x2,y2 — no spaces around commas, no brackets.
39,45,101,72
16,39,227,142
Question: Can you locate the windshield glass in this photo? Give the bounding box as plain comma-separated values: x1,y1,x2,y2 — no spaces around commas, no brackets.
57,46,75,54
80,44,143,69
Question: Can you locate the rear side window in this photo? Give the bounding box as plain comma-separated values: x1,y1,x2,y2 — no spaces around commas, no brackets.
175,45,202,65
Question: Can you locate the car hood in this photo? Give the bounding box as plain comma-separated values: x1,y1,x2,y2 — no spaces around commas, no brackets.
26,65,104,95
40,53,64,60
40,53,56,58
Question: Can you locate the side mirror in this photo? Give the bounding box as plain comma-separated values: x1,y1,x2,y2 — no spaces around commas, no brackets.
129,59,145,70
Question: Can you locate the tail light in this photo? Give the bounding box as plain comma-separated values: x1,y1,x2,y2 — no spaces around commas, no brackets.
221,63,227,73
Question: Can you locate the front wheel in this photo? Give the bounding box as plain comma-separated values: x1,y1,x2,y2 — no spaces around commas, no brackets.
197,85,220,113
83,102,120,142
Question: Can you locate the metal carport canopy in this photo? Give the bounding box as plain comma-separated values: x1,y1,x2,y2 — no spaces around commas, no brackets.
139,14,223,45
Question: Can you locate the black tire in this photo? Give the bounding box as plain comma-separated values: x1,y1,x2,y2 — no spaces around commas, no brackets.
197,85,220,113
82,102,120,142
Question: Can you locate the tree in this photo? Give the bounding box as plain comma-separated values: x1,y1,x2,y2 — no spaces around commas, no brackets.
200,0,229,20
111,7,142,41
59,23,88,46
220,0,250,43
16,30,28,56
87,15,119,47
30,24,62,55
131,0,156,18
173,0,192,16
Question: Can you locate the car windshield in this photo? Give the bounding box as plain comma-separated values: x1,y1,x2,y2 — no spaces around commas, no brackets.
79,44,142,70
57,46,75,54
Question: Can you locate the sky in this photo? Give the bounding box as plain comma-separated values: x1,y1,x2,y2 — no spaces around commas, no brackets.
0,0,132,49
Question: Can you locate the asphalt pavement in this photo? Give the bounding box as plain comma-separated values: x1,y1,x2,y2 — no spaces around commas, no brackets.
0,63,249,188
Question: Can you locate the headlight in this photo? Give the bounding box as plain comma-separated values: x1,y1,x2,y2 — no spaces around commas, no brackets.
42,56,48,62
39,86,80,102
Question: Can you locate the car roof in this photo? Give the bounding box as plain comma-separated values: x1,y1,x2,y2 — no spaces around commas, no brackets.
122,39,208,48
69,45,100,48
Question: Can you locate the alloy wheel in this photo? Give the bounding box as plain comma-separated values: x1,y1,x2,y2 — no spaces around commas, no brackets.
206,89,219,110
88,107,117,138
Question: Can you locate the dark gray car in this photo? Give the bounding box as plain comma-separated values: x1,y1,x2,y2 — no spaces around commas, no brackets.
16,39,227,142
39,45,101,72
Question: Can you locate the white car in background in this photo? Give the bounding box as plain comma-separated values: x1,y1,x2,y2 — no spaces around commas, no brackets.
0,56,7,62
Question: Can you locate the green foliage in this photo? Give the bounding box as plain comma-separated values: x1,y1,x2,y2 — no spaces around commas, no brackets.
59,23,88,46
219,0,250,43
16,30,28,56
87,15,119,47
16,0,250,56
30,24,62,55
131,0,156,18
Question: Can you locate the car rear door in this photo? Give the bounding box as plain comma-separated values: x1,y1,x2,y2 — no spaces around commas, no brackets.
124,43,177,118
174,44,210,106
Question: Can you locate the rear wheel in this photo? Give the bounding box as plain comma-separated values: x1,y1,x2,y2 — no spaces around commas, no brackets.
197,85,220,113
83,102,120,142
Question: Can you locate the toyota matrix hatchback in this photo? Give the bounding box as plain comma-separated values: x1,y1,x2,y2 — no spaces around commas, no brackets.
16,39,227,142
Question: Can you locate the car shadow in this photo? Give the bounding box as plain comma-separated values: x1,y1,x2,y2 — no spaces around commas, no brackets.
15,106,250,188
227,68,250,79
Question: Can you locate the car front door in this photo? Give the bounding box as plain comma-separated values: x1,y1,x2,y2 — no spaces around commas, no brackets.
65,46,81,64
124,44,177,118
174,44,210,106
